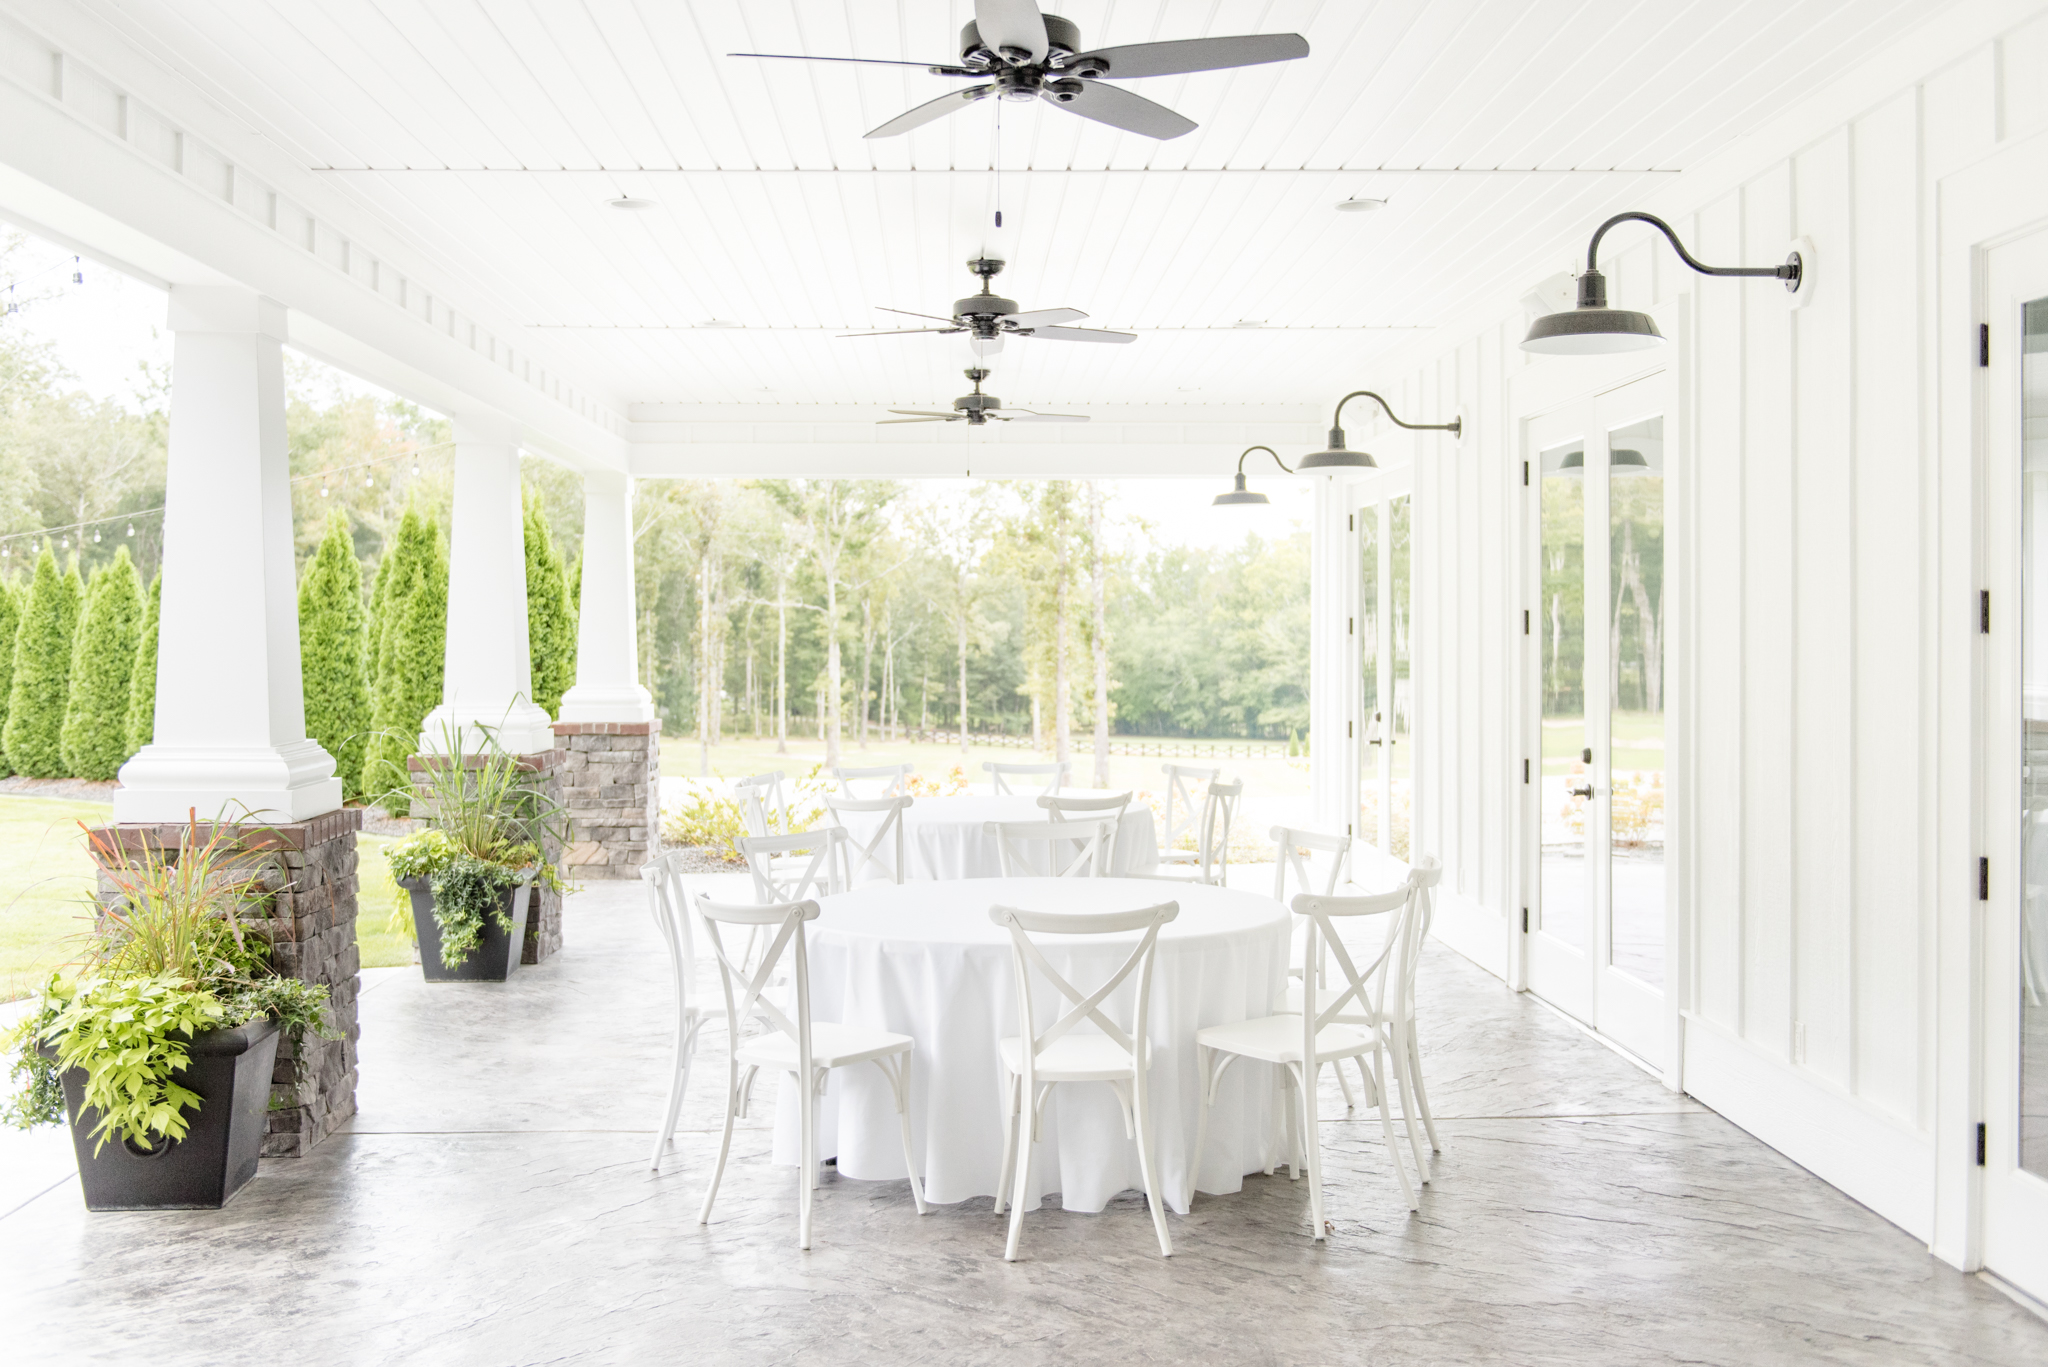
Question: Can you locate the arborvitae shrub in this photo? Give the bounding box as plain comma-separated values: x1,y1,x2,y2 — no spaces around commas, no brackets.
126,572,161,756
0,578,21,778
299,511,372,801
60,546,144,780
361,507,435,807
524,491,575,717
2,547,83,778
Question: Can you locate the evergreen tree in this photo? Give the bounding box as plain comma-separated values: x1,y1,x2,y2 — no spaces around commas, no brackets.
0,578,20,778
569,549,582,619
299,512,372,801
362,521,447,814
361,506,433,802
524,491,575,716
60,547,144,780
2,547,83,778
126,572,161,756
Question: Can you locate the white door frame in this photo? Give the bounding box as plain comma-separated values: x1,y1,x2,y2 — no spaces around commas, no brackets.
1347,467,1415,861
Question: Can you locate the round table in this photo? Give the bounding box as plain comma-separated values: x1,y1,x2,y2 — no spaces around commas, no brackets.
771,877,1289,1214
870,794,1159,881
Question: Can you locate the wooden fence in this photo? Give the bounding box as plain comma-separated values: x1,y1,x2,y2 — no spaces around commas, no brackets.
896,731,1292,762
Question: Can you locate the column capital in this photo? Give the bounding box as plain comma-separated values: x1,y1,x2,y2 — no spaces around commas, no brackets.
453,411,522,447
166,284,288,340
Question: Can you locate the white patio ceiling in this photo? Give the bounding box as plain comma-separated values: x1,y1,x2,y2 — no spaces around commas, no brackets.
45,0,1943,420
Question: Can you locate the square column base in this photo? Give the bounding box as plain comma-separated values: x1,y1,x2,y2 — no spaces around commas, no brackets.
86,809,363,1158
554,721,662,880
408,749,565,963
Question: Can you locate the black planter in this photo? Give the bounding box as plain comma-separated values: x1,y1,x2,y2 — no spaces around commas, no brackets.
399,875,534,982
47,1017,280,1211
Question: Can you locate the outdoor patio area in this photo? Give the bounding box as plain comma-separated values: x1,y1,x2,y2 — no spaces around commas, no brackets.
4,881,2040,1366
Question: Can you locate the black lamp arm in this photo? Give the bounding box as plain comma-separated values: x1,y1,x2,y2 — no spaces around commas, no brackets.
1330,391,1463,438
1238,445,1292,475
1587,211,1799,282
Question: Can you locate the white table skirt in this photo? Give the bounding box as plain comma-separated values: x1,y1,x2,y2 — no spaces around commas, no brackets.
844,794,1159,881
771,877,1289,1214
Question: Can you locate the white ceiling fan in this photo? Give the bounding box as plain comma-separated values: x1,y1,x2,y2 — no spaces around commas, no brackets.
882,368,1087,426
844,257,1133,359
733,0,1310,141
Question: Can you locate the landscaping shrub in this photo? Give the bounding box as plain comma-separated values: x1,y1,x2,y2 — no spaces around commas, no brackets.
299,512,372,800
0,577,20,778
2,547,83,778
523,490,575,718
361,507,439,809
60,546,144,780
125,572,160,756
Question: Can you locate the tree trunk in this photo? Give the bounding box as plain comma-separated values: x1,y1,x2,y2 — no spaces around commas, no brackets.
1053,497,1072,767
697,555,711,777
1088,483,1110,788
859,598,873,749
776,597,789,755
957,564,971,757
824,569,842,766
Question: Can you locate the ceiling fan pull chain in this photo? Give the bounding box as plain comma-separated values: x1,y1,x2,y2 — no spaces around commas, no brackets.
994,100,1003,229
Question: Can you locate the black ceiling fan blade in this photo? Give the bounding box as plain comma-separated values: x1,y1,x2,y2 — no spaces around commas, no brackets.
887,410,962,418
730,52,980,76
1002,410,1090,423
1003,307,1086,327
1023,324,1137,344
866,84,997,138
1058,34,1309,80
879,417,957,424
878,305,965,325
1041,82,1195,140
840,328,964,338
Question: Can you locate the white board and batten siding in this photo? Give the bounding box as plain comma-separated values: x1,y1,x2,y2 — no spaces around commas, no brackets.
1315,4,2048,1267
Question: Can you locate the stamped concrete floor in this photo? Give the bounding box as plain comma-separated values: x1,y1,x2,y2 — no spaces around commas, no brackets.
4,879,2046,1366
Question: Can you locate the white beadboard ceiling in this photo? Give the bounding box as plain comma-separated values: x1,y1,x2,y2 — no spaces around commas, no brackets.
76,0,1943,411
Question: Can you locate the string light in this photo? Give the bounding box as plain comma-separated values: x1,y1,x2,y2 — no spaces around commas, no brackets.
127,524,135,537
92,530,101,543
72,256,83,285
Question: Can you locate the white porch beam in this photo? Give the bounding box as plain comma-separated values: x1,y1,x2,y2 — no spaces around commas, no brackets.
114,285,341,823
558,470,656,725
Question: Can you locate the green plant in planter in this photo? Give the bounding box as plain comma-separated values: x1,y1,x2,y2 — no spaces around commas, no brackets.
1,813,338,1152
383,723,571,969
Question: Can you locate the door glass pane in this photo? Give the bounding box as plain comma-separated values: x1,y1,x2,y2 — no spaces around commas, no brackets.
1389,494,1413,859
1539,443,1587,942
1360,503,1382,847
1608,417,1666,988
2021,294,2048,1178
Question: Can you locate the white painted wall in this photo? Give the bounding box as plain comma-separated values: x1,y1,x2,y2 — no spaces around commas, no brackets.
1339,1,2048,1264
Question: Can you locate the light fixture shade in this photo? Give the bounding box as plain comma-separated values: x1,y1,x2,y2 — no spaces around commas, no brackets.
1213,473,1270,506
1552,447,1648,478
1522,307,1665,353
1297,427,1377,470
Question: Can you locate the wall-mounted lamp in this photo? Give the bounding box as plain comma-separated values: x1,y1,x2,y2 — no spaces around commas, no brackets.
1299,391,1463,470
1523,211,1806,354
1214,446,1293,506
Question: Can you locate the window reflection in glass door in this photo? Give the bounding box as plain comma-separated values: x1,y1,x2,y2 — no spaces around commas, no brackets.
1389,494,1413,859
1608,417,1666,988
2021,294,2048,1179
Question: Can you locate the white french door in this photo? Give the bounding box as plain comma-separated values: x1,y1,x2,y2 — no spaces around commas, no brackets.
1982,226,2048,1300
1524,372,1670,1067
1352,472,1413,859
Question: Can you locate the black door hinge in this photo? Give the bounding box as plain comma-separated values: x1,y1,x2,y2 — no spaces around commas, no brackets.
1523,609,1530,635
1977,1122,1987,1166
1348,616,1354,636
1348,513,1354,532
1980,856,1990,901
1522,460,1529,487
1980,323,1990,367
1523,758,1530,783
1521,907,1530,933
1982,590,1991,633
1348,720,1353,738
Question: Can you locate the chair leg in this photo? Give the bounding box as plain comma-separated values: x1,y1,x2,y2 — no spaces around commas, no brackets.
1188,1046,1215,1205
1335,1056,1358,1112
1391,1026,1431,1183
878,1054,928,1215
650,1029,690,1172
1408,1030,1441,1153
1299,1061,1325,1240
799,1065,816,1250
994,1068,1020,1215
1004,1083,1036,1262
1370,1047,1418,1212
1131,1068,1173,1257
698,1056,740,1225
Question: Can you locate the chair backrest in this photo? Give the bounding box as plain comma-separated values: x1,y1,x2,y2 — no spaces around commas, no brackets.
832,763,910,799
736,770,793,838
696,893,819,1068
1396,857,1442,1023
739,829,846,903
1038,791,1132,825
1159,764,1220,852
1192,780,1244,884
642,850,695,1020
985,818,1113,879
1271,825,1353,903
988,900,1179,1079
823,793,914,884
1290,881,1414,1044
984,761,1068,797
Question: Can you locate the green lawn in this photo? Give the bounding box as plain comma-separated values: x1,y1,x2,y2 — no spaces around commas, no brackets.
0,797,414,1003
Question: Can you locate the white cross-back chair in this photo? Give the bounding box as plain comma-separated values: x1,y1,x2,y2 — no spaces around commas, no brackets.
1038,791,1132,866
1273,825,1356,1012
823,793,914,884
1158,763,1219,857
736,770,794,837
694,893,927,1250
984,760,1068,796
989,899,1179,1261
1190,876,1425,1236
641,851,703,1173
985,818,1114,879
832,763,911,799
739,829,846,904
1153,779,1243,886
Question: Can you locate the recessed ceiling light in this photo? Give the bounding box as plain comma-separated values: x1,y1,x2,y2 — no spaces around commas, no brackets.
607,196,656,210
1232,320,1268,329
1335,197,1386,213
696,319,741,328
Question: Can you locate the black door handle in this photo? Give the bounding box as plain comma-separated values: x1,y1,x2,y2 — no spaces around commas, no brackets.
1568,785,1594,799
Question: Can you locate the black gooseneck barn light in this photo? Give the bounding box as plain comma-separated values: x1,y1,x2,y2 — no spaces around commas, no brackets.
1298,391,1463,470
1214,446,1293,506
1523,211,1806,355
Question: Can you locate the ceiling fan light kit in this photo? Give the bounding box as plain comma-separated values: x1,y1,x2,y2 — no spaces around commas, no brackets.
1214,446,1293,506
1522,210,1807,355
1298,391,1464,471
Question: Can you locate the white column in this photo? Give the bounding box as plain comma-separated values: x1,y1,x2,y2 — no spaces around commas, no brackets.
115,286,342,822
558,468,655,723
419,415,556,754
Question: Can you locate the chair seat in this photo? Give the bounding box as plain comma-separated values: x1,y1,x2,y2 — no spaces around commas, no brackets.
998,1033,1149,1082
736,1021,913,1072
1195,1013,1373,1066
1159,849,1200,864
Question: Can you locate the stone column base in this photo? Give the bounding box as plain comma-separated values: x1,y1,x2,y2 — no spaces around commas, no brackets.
553,720,661,880
86,809,362,1158
408,749,565,963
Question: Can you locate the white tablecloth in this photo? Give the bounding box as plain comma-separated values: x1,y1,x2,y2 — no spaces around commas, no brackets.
771,877,1289,1214
852,794,1158,881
